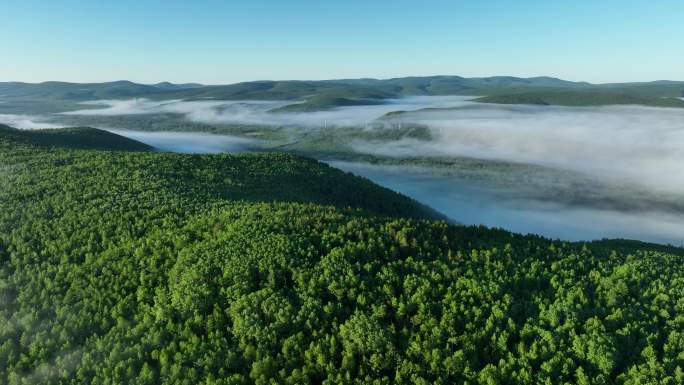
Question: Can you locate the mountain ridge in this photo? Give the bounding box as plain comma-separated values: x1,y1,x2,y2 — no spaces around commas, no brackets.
2,75,682,101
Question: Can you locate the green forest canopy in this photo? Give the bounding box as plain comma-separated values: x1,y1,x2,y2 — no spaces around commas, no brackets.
1,127,684,384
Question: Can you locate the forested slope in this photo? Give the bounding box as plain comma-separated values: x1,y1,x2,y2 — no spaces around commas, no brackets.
1,128,683,385
0,124,153,151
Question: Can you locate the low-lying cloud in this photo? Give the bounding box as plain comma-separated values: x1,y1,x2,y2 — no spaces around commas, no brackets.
62,96,473,127
353,103,684,194
60,96,684,194
0,114,64,129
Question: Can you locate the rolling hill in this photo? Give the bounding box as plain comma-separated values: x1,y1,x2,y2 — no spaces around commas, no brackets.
0,124,440,219
0,124,154,151
0,76,680,102
1,126,683,384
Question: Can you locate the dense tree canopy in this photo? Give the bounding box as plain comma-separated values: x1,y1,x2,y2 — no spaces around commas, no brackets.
0,124,153,151
1,128,683,384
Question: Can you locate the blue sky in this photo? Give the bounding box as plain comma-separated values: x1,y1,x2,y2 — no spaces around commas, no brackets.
1,0,682,84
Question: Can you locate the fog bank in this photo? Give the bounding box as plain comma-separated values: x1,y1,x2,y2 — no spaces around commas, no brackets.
354,103,684,194
63,98,684,194
0,114,64,129
62,96,472,127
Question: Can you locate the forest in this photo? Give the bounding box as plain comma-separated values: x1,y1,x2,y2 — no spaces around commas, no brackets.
1,127,684,384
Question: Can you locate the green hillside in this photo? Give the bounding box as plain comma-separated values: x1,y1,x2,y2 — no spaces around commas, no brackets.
0,124,154,151
1,129,684,384
475,91,684,108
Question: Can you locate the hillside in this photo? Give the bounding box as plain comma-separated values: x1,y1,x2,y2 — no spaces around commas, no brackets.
475,91,684,108
0,130,439,220
1,129,684,384
0,124,154,151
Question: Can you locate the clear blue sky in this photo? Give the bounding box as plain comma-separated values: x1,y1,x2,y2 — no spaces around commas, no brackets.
1,0,682,84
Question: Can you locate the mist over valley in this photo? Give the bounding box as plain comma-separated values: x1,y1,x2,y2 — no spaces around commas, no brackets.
4,88,680,244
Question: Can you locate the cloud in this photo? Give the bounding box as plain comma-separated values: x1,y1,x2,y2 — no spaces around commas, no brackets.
61,96,473,127
0,114,64,129
60,97,684,194
352,103,684,194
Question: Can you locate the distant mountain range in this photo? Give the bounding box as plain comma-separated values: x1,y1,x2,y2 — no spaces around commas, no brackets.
1,76,683,109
